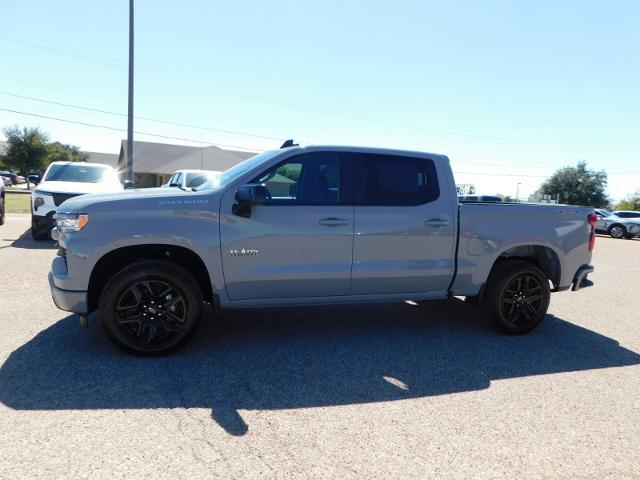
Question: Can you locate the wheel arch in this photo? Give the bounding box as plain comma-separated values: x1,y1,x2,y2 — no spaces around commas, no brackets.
488,243,561,290
87,244,215,313
607,223,627,236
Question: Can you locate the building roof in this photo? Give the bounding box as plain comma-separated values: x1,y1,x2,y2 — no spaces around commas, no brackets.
118,140,256,175
85,150,119,169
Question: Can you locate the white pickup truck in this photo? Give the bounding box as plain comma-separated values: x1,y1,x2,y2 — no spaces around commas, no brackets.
49,145,597,355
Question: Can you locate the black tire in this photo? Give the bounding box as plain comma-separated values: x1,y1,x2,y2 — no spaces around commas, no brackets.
31,226,48,240
0,196,5,225
608,224,626,239
481,260,550,335
99,260,203,356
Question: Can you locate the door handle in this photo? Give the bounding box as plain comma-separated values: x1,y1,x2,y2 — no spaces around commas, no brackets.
424,218,449,227
319,217,350,226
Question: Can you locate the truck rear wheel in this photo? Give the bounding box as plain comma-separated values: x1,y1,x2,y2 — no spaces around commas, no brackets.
99,260,203,356
481,260,550,335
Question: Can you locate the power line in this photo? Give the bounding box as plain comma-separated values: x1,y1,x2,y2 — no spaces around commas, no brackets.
0,107,263,152
0,74,122,105
3,26,639,145
0,90,283,141
2,105,637,179
2,103,637,176
0,26,126,66
454,171,550,178
452,159,555,170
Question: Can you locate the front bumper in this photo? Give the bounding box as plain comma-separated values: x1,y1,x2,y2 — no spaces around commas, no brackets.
32,211,56,236
627,225,640,237
48,271,88,314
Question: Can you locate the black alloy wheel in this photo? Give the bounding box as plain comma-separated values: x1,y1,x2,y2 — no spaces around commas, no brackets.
481,260,550,335
99,260,203,356
499,274,544,327
115,279,187,345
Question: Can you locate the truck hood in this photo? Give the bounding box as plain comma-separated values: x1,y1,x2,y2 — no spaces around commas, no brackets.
57,186,223,213
35,180,123,195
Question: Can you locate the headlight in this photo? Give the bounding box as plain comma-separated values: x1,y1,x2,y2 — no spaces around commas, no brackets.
33,196,45,211
55,213,90,233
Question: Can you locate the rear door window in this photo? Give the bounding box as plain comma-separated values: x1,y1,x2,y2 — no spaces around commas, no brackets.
353,153,439,205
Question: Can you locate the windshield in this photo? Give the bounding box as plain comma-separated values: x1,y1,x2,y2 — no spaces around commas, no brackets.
597,209,613,217
185,171,220,188
196,150,281,190
45,164,115,183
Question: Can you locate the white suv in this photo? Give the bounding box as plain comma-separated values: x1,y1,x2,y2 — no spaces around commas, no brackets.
31,162,122,240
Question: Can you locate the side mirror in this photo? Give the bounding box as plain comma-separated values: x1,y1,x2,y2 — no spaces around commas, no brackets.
233,184,269,217
123,180,134,189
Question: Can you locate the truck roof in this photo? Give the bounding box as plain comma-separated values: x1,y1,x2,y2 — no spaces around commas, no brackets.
279,144,450,162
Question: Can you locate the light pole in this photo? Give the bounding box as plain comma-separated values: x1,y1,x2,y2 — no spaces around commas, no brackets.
126,0,134,186
515,182,522,203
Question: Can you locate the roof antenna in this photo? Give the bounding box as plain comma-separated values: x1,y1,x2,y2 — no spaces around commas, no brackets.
280,139,299,149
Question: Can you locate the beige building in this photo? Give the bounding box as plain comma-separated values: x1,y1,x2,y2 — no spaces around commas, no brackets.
115,140,256,187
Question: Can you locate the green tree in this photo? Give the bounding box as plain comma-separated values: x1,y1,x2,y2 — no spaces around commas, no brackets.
2,125,49,190
278,165,301,182
46,141,89,165
615,192,640,211
538,161,608,207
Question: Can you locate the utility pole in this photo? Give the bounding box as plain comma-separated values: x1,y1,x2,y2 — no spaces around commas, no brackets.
515,182,522,203
126,0,134,186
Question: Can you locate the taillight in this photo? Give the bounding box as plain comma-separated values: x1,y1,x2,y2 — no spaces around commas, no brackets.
588,213,597,251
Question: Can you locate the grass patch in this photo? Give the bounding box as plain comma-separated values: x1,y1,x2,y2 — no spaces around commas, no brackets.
4,193,32,213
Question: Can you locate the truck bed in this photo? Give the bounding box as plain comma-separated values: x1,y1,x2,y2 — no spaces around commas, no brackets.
451,202,594,296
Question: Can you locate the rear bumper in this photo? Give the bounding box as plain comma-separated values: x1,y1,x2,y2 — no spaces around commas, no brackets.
48,271,88,314
571,264,594,291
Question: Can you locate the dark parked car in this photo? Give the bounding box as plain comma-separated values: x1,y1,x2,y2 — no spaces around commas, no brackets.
0,178,5,225
459,195,502,203
0,171,19,185
28,174,41,185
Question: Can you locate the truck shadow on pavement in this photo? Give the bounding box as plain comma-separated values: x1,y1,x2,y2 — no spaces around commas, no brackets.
1,299,639,436
5,229,57,250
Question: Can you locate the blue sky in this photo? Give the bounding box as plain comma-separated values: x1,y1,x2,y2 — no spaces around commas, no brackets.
1,0,639,200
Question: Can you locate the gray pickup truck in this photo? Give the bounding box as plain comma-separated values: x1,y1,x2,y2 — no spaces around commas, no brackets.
49,145,597,355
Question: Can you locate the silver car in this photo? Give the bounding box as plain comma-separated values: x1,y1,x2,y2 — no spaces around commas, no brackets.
594,209,640,239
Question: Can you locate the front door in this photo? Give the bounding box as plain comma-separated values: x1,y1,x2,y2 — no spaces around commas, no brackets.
351,152,456,295
220,152,354,301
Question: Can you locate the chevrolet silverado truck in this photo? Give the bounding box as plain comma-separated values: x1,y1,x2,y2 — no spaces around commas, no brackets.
49,145,597,355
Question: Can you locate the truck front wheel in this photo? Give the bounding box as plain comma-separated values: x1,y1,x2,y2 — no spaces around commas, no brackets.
99,260,203,356
481,260,550,335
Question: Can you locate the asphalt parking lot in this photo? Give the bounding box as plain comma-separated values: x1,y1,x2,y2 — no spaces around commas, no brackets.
0,213,638,479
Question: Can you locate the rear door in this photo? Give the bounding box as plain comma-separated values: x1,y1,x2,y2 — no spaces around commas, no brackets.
219,151,354,301
351,152,456,295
